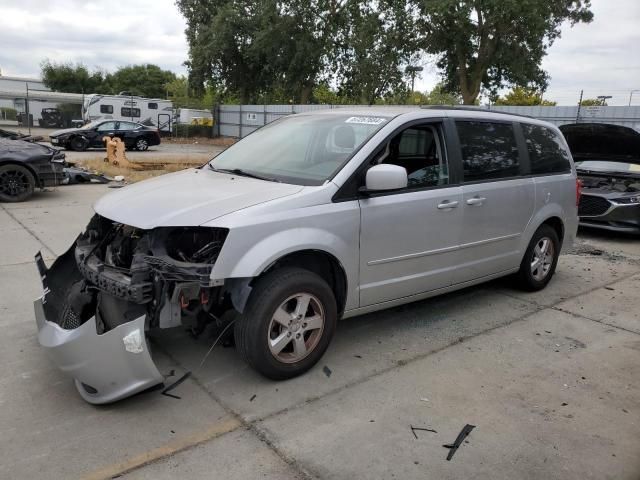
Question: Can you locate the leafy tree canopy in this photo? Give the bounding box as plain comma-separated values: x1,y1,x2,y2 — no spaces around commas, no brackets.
415,0,593,104
40,60,106,93
580,98,606,106
177,0,420,104
494,86,557,106
105,64,176,98
41,61,176,98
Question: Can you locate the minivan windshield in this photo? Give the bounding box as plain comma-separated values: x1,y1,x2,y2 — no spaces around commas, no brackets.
209,114,390,185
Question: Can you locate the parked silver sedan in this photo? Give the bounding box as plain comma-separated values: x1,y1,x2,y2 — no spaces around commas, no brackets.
34,107,579,403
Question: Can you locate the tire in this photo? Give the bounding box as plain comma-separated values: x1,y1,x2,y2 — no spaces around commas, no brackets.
0,164,36,202
516,224,560,291
69,136,89,151
234,267,338,380
134,137,149,151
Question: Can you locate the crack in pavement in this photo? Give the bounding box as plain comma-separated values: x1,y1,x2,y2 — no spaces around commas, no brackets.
114,257,640,479
143,342,319,480
55,251,640,479
551,306,640,336
1,204,57,258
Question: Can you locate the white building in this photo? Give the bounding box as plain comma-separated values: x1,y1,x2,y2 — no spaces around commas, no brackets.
0,73,81,126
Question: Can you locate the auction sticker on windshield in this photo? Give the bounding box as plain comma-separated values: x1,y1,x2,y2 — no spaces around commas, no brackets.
345,116,387,125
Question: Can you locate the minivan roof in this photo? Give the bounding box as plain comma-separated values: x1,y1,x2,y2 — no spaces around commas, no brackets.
298,106,547,125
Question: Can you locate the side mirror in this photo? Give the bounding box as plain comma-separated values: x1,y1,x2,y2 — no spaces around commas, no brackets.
362,164,408,192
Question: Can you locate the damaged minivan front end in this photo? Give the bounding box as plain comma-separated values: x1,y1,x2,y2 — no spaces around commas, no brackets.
34,214,234,404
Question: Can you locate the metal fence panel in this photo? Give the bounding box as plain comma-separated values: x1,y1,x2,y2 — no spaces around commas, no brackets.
214,104,640,138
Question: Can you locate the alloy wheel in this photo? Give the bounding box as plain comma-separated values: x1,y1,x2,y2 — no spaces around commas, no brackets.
136,138,149,151
530,237,555,281
267,293,325,363
0,168,31,198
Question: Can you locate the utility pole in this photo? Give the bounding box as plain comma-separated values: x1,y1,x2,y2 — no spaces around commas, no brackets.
25,82,31,135
575,90,583,123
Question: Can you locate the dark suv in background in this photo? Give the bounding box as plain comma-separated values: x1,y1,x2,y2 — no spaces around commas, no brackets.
49,120,161,152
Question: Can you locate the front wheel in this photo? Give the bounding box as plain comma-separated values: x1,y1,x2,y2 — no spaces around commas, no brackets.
516,224,560,291
234,267,337,380
69,136,89,151
134,137,149,151
0,164,36,202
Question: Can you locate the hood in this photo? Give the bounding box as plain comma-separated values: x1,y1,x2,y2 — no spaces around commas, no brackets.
560,123,640,164
576,160,640,176
49,127,83,137
0,138,56,162
94,168,304,229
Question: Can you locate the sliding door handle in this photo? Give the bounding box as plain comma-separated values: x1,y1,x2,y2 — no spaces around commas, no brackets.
437,200,459,210
466,197,486,206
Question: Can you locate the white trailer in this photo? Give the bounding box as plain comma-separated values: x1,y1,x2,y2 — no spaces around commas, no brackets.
83,94,173,133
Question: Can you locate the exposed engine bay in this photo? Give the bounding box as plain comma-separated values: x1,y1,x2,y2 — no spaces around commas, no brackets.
579,174,640,193
45,214,236,335
33,214,248,403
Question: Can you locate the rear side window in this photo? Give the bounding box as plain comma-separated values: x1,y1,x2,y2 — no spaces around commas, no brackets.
121,107,141,117
456,121,520,181
148,102,158,110
523,124,571,174
100,104,113,114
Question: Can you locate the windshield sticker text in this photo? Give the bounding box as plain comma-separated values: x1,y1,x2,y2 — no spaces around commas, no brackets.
345,116,386,125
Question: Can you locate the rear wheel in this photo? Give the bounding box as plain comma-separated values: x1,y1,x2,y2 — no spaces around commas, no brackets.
135,137,149,151
234,267,337,380
516,224,560,291
0,164,36,202
69,136,89,151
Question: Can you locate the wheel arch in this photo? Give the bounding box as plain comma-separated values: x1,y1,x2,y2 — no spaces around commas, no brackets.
541,216,564,244
260,249,348,316
0,160,39,186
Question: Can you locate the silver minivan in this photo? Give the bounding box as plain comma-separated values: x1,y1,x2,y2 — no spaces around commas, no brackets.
34,107,580,403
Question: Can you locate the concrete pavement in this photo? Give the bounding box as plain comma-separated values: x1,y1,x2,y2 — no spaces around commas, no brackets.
0,184,638,479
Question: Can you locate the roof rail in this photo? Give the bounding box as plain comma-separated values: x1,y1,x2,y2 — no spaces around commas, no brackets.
419,105,533,119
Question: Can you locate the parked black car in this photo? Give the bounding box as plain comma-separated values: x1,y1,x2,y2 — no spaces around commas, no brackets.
0,138,65,202
49,120,161,152
560,123,640,233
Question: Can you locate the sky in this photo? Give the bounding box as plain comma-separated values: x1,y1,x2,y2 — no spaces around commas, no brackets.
0,0,638,105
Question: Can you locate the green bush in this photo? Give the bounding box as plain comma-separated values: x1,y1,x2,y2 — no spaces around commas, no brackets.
174,124,214,138
0,107,17,121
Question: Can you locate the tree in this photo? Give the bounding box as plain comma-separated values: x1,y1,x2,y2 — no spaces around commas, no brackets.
104,64,176,98
40,60,106,93
423,83,462,105
494,86,556,106
176,0,422,104
414,0,593,104
312,84,353,104
177,0,347,104
580,98,606,106
334,0,421,104
41,61,176,98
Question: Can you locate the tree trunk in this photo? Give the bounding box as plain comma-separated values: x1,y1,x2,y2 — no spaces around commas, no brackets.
299,83,314,104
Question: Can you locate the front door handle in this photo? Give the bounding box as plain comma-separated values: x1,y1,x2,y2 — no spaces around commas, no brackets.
437,200,459,210
466,196,486,206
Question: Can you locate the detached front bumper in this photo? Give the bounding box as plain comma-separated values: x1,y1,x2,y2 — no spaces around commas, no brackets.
33,250,164,405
